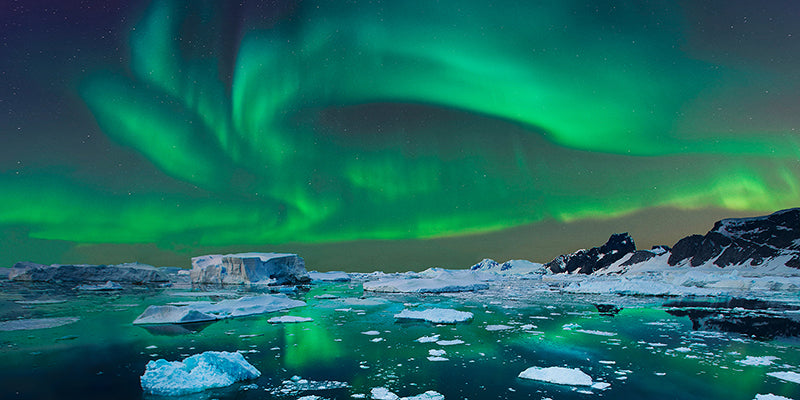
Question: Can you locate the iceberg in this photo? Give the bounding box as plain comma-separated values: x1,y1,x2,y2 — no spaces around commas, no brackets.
190,252,309,285
394,308,473,323
133,294,305,324
140,351,260,396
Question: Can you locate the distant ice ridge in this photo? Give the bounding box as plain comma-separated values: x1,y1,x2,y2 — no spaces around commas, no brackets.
133,294,305,324
363,268,489,293
394,308,474,323
470,258,548,278
140,351,260,396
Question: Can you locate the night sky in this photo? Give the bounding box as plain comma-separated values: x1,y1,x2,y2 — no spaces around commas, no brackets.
2,0,799,271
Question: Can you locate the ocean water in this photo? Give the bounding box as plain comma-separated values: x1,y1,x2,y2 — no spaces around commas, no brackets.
1,279,798,400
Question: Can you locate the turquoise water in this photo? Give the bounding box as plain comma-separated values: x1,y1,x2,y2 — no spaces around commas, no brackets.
1,280,799,399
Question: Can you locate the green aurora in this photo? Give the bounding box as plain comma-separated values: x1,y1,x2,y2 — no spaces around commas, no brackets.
2,0,799,269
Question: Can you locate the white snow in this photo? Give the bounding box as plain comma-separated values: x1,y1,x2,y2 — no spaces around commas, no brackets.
267,316,313,323
736,356,778,366
394,308,473,324
767,371,800,384
518,366,594,386
140,351,260,396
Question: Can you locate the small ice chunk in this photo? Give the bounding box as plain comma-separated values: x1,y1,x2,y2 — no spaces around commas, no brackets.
518,366,593,386
736,356,778,366
598,360,616,365
485,324,513,331
267,316,313,324
673,347,692,353
767,371,800,384
314,294,339,299
371,338,384,343
520,324,537,330
591,382,611,390
426,356,449,362
0,317,80,331
429,349,446,357
394,308,473,324
575,329,617,337
362,330,381,336
436,339,464,346
403,391,444,400
140,351,260,396
416,335,440,343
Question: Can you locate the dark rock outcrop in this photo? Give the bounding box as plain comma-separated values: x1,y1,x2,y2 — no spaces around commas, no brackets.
190,252,310,286
545,233,636,274
9,262,168,284
667,208,800,268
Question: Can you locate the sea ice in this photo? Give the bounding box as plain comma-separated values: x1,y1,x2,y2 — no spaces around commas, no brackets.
416,335,440,343
267,316,313,323
736,356,778,366
0,317,80,331
428,349,446,357
518,366,594,386
436,339,465,346
767,371,800,384
394,308,473,324
362,330,381,335
140,351,260,396
133,294,305,324
485,324,513,331
363,269,488,293
575,329,617,337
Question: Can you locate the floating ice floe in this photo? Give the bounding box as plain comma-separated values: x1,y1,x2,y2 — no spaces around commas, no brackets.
736,356,779,366
362,330,381,336
485,324,513,331
371,387,444,400
416,335,440,343
575,329,617,337
0,317,80,331
394,308,474,324
267,316,313,324
436,339,465,346
518,366,609,390
363,269,489,293
767,371,800,384
140,351,260,396
314,294,339,299
133,294,305,324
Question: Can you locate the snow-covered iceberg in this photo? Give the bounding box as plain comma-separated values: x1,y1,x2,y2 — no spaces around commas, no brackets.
190,252,309,285
518,366,609,390
140,351,260,396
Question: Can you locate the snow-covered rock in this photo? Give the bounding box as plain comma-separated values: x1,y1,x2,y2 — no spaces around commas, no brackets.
469,259,547,278
190,253,310,286
363,269,488,293
140,351,260,396
545,233,636,274
133,294,305,324
394,308,473,323
9,262,167,283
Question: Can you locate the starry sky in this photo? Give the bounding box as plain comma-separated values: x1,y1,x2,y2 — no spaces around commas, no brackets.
1,0,799,271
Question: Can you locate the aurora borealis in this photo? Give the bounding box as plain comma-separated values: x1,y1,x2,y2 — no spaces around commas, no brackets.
2,1,799,270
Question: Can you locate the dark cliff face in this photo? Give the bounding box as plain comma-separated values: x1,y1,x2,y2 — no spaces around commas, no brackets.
545,233,636,274
668,208,800,268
